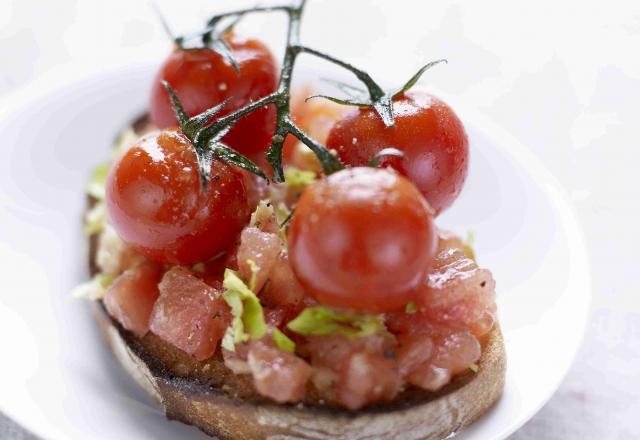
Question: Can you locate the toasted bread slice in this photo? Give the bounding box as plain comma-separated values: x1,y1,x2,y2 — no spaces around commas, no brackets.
88,116,506,439
93,300,504,440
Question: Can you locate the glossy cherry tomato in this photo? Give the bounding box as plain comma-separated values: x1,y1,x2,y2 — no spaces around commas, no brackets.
326,91,468,214
106,129,250,264
288,167,437,313
149,33,278,157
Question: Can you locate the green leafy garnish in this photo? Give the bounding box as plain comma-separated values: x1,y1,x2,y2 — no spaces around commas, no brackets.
84,202,107,236
221,269,267,351
287,306,385,339
405,301,417,314
87,163,110,200
272,328,296,353
71,273,116,300
464,230,477,260
249,200,274,228
284,167,316,187
113,128,138,158
246,259,259,292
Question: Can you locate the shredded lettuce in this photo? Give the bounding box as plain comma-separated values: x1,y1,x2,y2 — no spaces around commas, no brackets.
274,202,291,245
71,273,116,300
274,202,291,226
464,230,476,260
87,163,110,200
284,167,316,187
469,363,479,373
272,328,296,353
287,306,385,339
221,269,267,351
113,127,139,158
84,202,107,236
246,259,259,291
250,200,275,228
84,162,110,235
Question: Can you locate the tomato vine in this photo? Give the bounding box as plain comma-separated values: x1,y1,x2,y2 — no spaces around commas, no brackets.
165,0,446,184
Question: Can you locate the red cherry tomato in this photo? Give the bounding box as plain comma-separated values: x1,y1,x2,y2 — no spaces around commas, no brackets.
149,33,278,157
326,91,469,214
105,129,250,264
288,167,437,313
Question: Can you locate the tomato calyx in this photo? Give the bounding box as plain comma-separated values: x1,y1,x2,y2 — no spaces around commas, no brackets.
162,81,267,187
156,3,243,76
155,2,449,185
306,59,447,128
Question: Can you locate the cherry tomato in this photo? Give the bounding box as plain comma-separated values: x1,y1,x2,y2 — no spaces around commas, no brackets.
288,167,437,313
105,129,250,264
326,91,468,214
149,33,278,157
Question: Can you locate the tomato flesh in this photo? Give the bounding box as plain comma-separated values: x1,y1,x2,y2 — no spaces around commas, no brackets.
247,340,312,403
149,34,278,157
327,91,469,214
105,129,250,264
288,167,437,313
103,262,163,337
149,266,230,361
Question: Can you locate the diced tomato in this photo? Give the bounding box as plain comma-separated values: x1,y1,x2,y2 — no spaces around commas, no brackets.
223,239,241,272
104,262,163,337
436,228,475,260
385,310,451,336
310,366,339,400
406,363,452,392
396,334,434,375
432,331,481,374
237,227,281,292
469,306,497,337
336,352,401,410
261,254,305,308
263,306,288,328
305,333,396,370
417,248,496,334
405,331,480,392
149,266,230,361
222,344,252,375
247,341,311,403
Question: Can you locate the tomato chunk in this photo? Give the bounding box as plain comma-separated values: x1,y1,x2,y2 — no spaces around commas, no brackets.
261,254,305,308
149,266,230,360
336,352,401,410
406,331,481,391
237,227,281,292
247,341,311,403
417,248,496,335
104,262,163,337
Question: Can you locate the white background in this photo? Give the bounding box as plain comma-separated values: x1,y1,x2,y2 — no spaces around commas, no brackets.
1,0,639,438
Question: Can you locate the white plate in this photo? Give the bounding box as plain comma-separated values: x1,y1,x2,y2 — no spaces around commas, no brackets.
0,61,590,440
